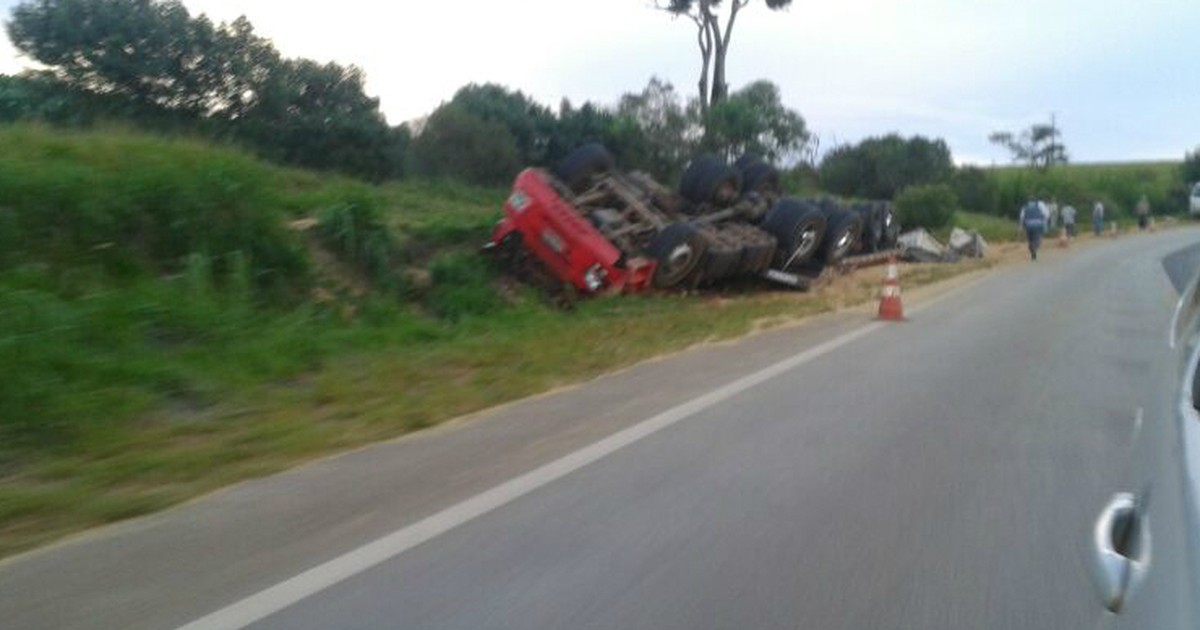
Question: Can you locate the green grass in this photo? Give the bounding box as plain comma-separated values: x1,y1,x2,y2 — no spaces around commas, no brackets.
0,283,845,557
0,124,310,293
942,211,1022,243
382,179,506,259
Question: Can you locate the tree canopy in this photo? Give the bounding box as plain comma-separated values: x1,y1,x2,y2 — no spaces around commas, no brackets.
819,134,954,199
6,0,405,180
411,104,522,186
609,77,694,180
1182,147,1200,186
549,98,614,167
4,2,823,188
447,84,556,166
703,80,808,163
656,0,794,117
989,118,1068,171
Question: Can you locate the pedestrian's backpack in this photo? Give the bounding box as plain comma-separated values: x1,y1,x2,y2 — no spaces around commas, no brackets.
1022,202,1045,229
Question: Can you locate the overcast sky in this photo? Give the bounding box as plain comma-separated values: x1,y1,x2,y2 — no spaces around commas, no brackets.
1,0,1195,165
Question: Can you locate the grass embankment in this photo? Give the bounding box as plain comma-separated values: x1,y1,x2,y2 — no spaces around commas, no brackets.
0,124,988,559
943,211,1022,243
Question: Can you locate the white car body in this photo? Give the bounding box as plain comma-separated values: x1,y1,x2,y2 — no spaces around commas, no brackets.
1190,182,1200,215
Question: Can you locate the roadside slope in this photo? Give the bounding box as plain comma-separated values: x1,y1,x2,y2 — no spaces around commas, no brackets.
1,125,992,558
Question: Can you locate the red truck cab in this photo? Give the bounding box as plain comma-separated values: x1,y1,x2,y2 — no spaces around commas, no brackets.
491,169,655,295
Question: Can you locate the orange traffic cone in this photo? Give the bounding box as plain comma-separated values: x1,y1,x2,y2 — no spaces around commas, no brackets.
877,257,906,322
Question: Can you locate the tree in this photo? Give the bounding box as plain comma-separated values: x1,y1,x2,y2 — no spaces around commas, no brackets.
7,1,283,119
241,59,402,181
818,134,953,199
547,98,614,166
7,0,405,180
410,104,521,186
448,83,556,166
950,166,1000,215
199,16,283,122
607,77,694,180
703,79,808,163
8,0,192,109
0,74,59,122
655,0,794,117
989,116,1068,171
1183,147,1200,186
0,71,130,125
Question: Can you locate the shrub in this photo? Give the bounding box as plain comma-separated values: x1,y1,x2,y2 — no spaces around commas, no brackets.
895,184,958,230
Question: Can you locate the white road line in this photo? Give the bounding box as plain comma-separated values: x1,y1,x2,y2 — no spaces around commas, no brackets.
177,275,984,630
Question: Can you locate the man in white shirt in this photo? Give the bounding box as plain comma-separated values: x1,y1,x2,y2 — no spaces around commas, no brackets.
1061,204,1077,237
1092,201,1105,236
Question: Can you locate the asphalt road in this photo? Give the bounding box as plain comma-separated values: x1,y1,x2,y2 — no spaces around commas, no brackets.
4,227,1200,629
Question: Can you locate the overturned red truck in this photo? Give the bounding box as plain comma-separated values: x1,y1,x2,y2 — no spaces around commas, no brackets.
485,144,899,297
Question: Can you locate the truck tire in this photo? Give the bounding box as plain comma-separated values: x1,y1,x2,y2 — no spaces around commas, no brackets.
761,199,827,270
680,155,742,209
740,162,782,198
728,223,777,275
812,196,841,214
852,202,883,253
734,153,765,172
648,223,708,288
554,143,614,193
869,202,887,251
819,208,864,264
701,229,742,282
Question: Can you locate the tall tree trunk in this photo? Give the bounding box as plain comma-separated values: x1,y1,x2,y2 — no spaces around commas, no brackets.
708,0,747,108
694,13,713,118
710,45,727,105
701,0,724,109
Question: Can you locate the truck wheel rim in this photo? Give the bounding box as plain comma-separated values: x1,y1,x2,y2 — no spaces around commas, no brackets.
668,244,694,269
836,230,853,251
797,227,819,257
655,243,696,285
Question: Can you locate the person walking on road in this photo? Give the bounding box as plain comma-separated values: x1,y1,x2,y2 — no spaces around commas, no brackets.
1061,203,1077,238
1046,198,1059,231
1019,198,1047,260
1136,195,1151,230
1092,200,1105,236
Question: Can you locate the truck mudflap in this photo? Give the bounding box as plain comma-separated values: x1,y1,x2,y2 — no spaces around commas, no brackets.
491,169,656,295
762,268,812,290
